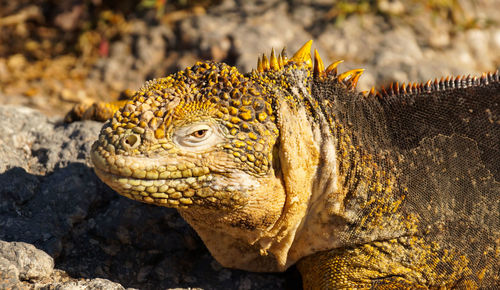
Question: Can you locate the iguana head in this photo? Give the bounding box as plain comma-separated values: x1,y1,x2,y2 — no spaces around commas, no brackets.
92,60,280,206
91,41,363,271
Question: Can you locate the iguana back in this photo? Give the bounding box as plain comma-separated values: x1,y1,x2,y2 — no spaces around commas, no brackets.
297,72,499,288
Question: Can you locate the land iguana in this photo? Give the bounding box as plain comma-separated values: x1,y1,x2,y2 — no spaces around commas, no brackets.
75,41,499,288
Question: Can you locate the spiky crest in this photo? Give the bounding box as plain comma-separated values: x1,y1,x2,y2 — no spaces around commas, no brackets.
270,48,279,71
325,60,343,76
290,40,313,69
255,40,365,91
259,40,497,97
364,70,500,98
313,49,325,78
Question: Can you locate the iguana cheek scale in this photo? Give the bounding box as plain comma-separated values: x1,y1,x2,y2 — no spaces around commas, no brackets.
87,40,499,288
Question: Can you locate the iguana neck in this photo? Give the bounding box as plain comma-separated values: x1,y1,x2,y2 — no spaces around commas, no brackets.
245,68,351,268
280,77,416,266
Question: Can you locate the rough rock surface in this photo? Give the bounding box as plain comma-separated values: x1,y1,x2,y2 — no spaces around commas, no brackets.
0,106,288,289
0,241,125,289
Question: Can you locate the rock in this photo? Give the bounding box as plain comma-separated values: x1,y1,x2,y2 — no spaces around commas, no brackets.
0,241,53,288
177,0,310,72
52,278,126,290
91,22,176,93
0,241,124,289
0,241,54,280
0,105,286,289
465,29,492,70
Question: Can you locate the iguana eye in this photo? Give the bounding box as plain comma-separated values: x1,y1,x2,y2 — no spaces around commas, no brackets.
191,129,208,138
183,126,211,143
173,123,223,151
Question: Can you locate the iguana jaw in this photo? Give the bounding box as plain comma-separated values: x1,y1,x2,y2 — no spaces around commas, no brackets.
177,171,288,271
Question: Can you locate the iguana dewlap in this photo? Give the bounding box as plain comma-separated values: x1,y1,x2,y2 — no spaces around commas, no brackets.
87,41,500,288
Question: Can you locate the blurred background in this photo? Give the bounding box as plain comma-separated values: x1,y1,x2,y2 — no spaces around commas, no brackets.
0,0,499,118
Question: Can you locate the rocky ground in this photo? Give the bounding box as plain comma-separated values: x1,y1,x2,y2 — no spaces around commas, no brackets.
0,0,499,289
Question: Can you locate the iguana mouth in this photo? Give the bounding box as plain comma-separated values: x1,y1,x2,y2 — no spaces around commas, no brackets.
91,147,248,209
93,166,214,207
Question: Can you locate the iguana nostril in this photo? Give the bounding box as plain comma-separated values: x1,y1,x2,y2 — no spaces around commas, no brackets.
123,134,140,149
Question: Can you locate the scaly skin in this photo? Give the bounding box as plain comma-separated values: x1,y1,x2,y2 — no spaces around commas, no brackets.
89,41,500,288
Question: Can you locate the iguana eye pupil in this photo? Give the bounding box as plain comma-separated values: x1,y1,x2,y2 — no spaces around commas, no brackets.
191,129,208,138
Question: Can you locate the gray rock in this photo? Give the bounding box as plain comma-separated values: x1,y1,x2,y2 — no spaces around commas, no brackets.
89,21,176,93
0,241,54,281
51,278,126,290
0,241,124,289
177,0,310,72
0,105,287,289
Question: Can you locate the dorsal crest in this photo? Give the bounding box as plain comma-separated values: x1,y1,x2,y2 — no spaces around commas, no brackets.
256,40,364,90
257,40,499,98
363,71,500,98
